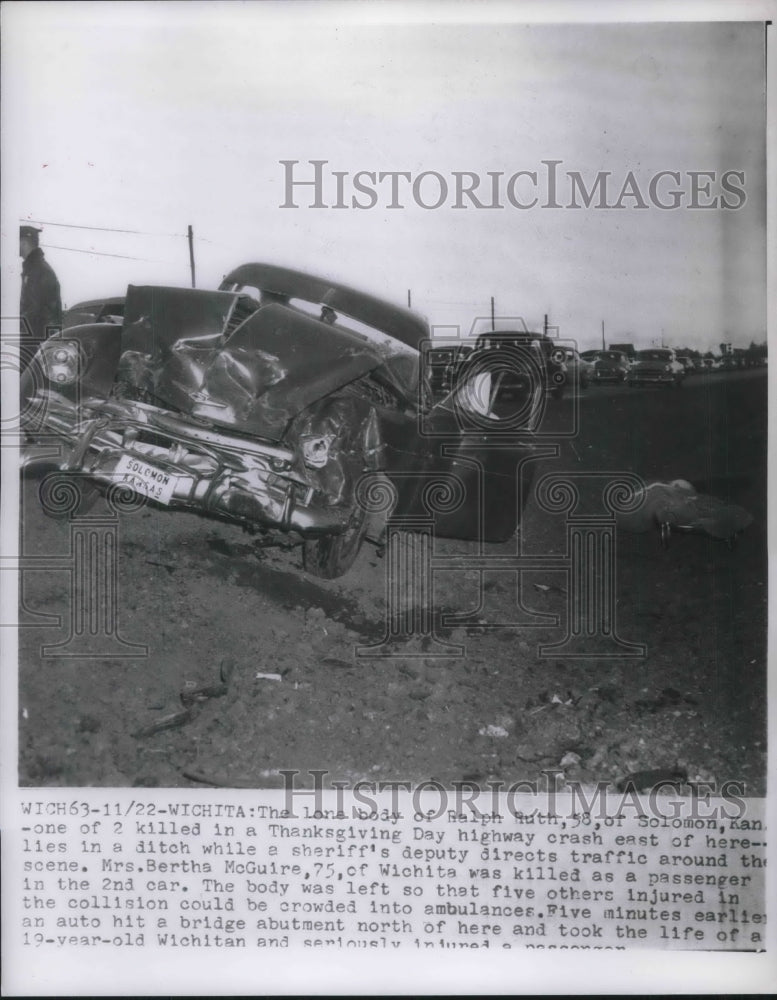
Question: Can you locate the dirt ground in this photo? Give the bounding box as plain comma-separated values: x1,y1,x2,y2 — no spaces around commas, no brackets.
17,369,767,794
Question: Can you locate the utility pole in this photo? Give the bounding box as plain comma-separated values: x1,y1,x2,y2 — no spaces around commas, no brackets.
544,313,548,337
491,296,495,330
407,289,411,308
187,225,196,288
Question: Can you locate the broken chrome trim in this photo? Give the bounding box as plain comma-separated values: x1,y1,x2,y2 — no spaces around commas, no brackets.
95,398,297,463
22,393,352,537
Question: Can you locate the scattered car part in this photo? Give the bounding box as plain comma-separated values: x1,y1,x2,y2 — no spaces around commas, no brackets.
133,657,234,737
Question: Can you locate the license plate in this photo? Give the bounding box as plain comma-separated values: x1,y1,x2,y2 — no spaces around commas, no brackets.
113,454,177,505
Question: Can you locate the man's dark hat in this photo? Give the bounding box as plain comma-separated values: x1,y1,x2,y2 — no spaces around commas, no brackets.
20,225,42,240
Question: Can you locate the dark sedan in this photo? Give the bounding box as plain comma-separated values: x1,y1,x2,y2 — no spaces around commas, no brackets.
22,264,541,578
627,348,685,388
590,350,631,383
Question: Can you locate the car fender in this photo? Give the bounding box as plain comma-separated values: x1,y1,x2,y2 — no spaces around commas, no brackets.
21,322,123,407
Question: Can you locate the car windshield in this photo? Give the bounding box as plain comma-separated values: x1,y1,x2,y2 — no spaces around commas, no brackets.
596,352,623,362
636,350,672,361
223,283,419,364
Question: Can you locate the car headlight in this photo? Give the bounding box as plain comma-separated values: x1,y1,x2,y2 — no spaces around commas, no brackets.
300,433,335,469
41,340,81,384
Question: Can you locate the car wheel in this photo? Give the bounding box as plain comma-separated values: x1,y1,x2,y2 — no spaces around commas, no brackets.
302,398,371,580
304,499,369,579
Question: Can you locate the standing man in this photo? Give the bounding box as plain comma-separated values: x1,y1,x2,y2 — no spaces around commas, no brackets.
19,224,62,371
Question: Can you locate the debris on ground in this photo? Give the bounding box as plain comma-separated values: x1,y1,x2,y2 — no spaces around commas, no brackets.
133,658,235,737
479,724,509,739
559,751,582,769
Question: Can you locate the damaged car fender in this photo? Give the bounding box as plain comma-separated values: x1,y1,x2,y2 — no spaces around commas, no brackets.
21,322,123,416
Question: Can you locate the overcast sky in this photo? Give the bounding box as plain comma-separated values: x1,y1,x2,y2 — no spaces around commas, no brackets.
1,2,768,352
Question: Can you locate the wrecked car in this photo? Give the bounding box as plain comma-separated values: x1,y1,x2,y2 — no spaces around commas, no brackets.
21,264,543,578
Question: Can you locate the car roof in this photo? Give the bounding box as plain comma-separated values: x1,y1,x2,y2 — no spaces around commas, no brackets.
220,263,429,350
474,331,550,347
476,330,546,338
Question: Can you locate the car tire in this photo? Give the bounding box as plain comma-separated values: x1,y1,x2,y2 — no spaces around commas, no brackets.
304,503,369,579
302,398,371,580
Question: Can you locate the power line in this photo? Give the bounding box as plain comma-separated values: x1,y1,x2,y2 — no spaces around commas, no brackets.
22,218,186,238
23,218,144,235
41,243,163,262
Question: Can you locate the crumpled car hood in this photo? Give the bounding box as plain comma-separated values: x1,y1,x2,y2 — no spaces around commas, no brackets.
120,285,385,441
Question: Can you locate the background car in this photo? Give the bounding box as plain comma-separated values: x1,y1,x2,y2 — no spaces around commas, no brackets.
608,342,636,364
589,350,631,383
426,342,473,397
63,297,125,327
22,264,540,579
562,347,593,389
455,330,568,410
627,348,685,387
675,354,699,376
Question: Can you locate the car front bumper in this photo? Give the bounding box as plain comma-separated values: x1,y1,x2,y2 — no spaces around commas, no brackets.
21,392,352,537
